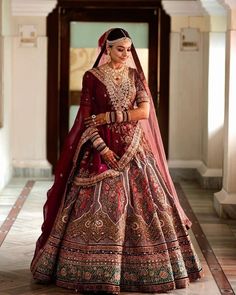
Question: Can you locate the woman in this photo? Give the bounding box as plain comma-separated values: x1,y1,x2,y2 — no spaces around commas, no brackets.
31,28,202,294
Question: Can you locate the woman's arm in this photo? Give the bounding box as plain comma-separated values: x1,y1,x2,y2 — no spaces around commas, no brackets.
128,101,150,120
85,102,150,128
89,128,120,170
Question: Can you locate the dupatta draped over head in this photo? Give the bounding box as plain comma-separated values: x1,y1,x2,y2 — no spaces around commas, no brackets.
32,28,191,261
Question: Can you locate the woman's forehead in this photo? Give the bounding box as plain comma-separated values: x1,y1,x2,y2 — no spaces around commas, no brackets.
113,39,132,48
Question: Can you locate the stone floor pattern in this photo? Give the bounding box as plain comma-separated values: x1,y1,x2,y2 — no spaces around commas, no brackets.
0,178,236,295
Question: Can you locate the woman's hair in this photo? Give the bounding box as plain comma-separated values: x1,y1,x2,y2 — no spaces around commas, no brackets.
107,28,131,42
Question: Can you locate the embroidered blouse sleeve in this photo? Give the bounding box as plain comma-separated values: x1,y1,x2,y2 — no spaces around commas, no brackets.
134,70,150,105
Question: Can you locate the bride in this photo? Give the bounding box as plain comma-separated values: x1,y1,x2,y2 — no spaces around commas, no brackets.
31,28,202,294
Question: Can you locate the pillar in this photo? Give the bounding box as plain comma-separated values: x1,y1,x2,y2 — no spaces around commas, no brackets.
10,0,57,177
214,0,236,218
197,2,227,188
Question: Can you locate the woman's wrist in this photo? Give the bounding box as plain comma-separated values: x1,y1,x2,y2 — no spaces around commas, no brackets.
105,110,131,124
90,130,109,155
85,110,131,128
100,146,110,155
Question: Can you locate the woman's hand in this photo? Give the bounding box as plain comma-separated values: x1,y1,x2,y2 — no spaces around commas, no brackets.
84,113,106,128
101,149,120,170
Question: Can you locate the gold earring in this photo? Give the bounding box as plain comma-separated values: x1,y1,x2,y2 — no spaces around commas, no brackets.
106,54,111,63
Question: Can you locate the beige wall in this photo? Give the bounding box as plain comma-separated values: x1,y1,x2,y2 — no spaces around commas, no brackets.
169,31,203,161
10,15,51,177
168,15,225,177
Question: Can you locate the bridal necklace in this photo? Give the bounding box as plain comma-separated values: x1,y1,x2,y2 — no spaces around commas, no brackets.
106,63,126,83
103,63,132,111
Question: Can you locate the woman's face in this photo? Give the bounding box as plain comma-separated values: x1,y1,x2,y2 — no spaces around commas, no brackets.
108,39,132,66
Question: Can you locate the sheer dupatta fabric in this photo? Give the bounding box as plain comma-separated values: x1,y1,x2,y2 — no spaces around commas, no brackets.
32,28,191,264
31,84,92,262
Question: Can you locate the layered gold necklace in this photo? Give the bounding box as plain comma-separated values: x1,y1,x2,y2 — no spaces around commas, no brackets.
105,63,126,84
103,63,132,111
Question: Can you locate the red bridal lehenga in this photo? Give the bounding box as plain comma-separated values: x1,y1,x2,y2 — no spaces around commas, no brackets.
31,62,202,293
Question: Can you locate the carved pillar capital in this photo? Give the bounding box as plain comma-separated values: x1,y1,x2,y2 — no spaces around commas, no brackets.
11,0,57,16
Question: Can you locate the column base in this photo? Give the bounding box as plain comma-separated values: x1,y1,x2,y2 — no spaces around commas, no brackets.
196,163,222,189
12,160,52,178
214,189,236,219
168,160,222,189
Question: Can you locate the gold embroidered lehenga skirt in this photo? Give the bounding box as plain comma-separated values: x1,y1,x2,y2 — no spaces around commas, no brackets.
31,126,202,293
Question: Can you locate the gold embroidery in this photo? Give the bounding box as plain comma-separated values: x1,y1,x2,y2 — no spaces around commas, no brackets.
69,208,126,243
73,125,142,186
89,66,136,111
73,126,97,164
135,75,150,104
74,170,120,187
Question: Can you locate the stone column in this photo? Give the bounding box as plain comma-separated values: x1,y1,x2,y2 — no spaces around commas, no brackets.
198,25,225,188
10,0,57,177
214,0,236,218
197,1,227,188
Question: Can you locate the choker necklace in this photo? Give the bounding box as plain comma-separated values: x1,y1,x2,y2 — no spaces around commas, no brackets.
107,63,126,82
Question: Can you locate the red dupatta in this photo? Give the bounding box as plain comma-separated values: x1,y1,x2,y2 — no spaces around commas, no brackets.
31,80,92,261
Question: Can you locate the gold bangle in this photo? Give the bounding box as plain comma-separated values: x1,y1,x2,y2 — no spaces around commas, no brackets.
116,111,123,123
106,112,111,124
127,110,131,121
100,146,109,155
93,138,103,148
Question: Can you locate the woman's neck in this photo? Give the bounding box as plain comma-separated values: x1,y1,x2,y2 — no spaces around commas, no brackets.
108,61,124,70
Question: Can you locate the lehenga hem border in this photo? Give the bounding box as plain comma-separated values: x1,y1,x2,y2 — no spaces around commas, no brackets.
32,270,202,294
54,271,202,293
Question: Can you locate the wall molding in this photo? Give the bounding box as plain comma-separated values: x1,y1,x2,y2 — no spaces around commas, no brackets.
12,159,52,178
11,0,57,16
168,160,203,168
162,0,205,16
200,0,226,15
218,0,236,10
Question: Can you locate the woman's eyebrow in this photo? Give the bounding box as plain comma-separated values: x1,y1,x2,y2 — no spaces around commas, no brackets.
117,46,131,49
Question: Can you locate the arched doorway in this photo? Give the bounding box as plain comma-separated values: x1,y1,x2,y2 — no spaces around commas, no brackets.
46,0,170,171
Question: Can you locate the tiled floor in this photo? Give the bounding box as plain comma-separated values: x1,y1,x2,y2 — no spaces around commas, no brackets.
0,178,236,295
